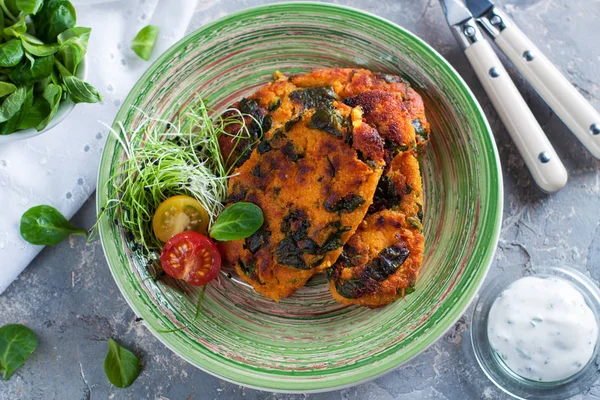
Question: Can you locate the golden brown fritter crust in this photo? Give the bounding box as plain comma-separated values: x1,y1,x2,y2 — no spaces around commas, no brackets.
218,68,430,305
329,152,425,308
219,103,384,301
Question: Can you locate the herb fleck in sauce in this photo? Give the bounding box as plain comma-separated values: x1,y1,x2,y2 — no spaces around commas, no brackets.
487,276,598,382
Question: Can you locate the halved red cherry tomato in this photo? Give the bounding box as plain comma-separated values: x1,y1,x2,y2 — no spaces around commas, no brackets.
159,231,221,286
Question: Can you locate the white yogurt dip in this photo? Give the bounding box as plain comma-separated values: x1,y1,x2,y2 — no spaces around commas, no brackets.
487,276,598,382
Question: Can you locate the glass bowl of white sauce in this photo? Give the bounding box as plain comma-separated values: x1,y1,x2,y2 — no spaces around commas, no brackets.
471,266,600,399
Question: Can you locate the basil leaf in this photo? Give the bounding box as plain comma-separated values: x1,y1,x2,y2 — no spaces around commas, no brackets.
1,0,19,18
16,0,43,15
24,51,35,69
35,83,61,130
0,86,26,122
62,75,101,103
21,40,60,57
210,202,264,241
0,39,23,67
32,0,76,43
3,15,27,38
53,56,70,77
0,85,31,134
34,75,51,92
9,55,53,85
0,324,38,380
131,25,158,61
57,26,90,45
0,81,16,97
20,204,87,245
20,33,45,45
18,96,49,130
104,338,140,388
57,27,90,73
0,114,20,134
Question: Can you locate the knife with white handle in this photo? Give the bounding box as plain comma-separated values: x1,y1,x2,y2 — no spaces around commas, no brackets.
440,0,568,193
467,0,600,159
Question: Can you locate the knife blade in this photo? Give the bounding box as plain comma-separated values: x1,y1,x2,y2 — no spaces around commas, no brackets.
440,0,567,193
466,0,600,158
465,0,493,21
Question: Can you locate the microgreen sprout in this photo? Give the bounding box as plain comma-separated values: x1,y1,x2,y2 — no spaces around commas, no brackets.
97,98,262,253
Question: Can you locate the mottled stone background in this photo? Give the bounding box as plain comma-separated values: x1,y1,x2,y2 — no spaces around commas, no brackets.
1,0,599,399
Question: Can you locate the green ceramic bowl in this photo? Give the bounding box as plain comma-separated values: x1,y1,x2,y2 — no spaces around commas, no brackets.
97,2,502,393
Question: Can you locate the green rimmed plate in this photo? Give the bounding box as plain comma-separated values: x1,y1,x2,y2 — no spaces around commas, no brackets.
97,2,502,393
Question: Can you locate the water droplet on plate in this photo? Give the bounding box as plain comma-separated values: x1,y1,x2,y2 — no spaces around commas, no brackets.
84,145,90,152
107,84,113,92
66,192,72,199
77,178,84,185
96,132,102,139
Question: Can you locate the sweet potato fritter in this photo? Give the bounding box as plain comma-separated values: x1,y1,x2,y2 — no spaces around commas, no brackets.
218,78,385,301
329,152,425,307
219,68,430,305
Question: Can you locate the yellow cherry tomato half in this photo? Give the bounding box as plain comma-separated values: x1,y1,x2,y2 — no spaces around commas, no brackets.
152,195,209,242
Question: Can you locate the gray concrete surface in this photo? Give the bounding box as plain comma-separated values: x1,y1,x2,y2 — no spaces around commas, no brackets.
2,0,600,399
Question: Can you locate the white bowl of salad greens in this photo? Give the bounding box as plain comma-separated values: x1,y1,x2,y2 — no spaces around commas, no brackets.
0,0,100,143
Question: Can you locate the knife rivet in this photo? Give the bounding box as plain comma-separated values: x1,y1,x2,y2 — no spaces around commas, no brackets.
539,152,551,163
523,50,535,62
490,15,502,26
489,67,500,78
591,123,600,136
464,26,476,37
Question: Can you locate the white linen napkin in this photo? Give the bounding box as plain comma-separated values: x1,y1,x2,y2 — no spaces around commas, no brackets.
0,0,198,294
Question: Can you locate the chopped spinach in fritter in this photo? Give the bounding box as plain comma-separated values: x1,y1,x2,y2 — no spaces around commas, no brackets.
383,137,409,158
276,210,351,269
276,237,309,269
262,114,273,132
412,118,428,143
289,86,336,109
238,97,268,140
325,194,366,214
335,243,411,299
250,164,265,178
362,244,410,282
309,108,344,138
276,210,311,269
268,98,281,111
257,140,271,154
408,216,423,231
226,183,247,203
238,258,256,276
335,278,364,299
403,281,416,295
280,141,303,162
238,98,259,114
245,228,271,254
280,210,311,238
284,113,303,132
320,225,352,252
369,175,401,214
